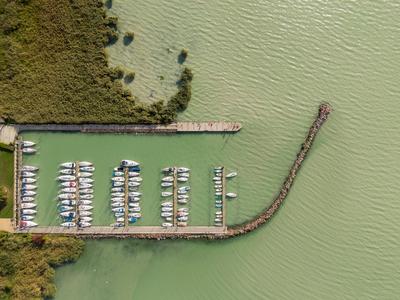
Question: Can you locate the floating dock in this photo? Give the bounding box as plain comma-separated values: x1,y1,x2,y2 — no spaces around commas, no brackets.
12,122,242,134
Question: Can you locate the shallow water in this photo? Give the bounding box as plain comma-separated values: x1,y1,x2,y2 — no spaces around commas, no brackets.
33,0,400,298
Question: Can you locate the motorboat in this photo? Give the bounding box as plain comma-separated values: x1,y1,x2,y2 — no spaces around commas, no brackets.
21,215,34,221
20,221,38,227
80,188,93,194
226,172,237,178
22,172,36,178
22,165,38,172
121,160,140,167
111,197,124,202
61,187,76,193
162,222,173,228
80,194,93,200
178,199,188,204
177,177,188,182
22,184,37,190
128,177,142,182
128,192,142,197
60,200,76,206
59,169,75,175
161,207,173,212
78,205,93,211
177,222,187,227
61,222,76,228
177,190,187,195
113,171,124,176
128,196,140,202
61,181,76,187
161,212,173,217
161,192,172,197
111,187,124,192
178,186,190,191
111,192,125,197
161,182,173,187
177,195,189,199
22,178,36,184
162,176,174,182
128,202,140,207
80,211,92,216
214,181,222,185
22,141,35,147
21,209,37,215
78,200,92,205
22,147,36,154
162,167,174,173
79,183,93,189
177,167,190,173
21,197,35,202
78,222,91,228
78,161,92,167
226,193,237,198
60,211,76,217
161,202,173,207
78,172,92,178
128,172,140,177
58,205,74,212
128,213,141,218
111,202,124,208
58,193,75,199
179,173,190,178
21,203,37,209
60,162,75,168
128,182,141,187
112,177,124,182
177,216,188,222
58,175,76,181
80,166,95,172
79,178,93,183
112,207,125,213
110,222,124,228
22,190,36,196
113,181,124,187
128,207,141,212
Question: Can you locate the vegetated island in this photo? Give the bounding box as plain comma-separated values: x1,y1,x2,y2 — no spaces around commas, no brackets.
0,0,192,124
0,232,84,299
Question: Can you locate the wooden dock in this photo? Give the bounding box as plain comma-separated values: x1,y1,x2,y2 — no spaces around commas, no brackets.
13,122,241,134
172,168,177,227
18,225,227,236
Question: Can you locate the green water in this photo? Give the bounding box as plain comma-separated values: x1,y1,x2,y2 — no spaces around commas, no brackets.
29,0,400,298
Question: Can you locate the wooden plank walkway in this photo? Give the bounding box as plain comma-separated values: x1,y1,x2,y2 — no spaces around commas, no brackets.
13,122,241,134
18,226,227,235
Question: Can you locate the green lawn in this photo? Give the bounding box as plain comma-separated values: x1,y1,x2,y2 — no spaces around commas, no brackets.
0,148,14,218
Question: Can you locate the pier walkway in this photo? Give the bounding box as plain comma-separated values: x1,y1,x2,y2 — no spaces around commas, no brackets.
18,226,227,236
13,122,241,134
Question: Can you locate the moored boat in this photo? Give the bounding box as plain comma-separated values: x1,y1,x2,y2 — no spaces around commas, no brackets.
177,222,187,227
60,162,75,168
177,195,189,199
21,209,36,215
79,211,92,216
161,202,173,207
112,207,125,213
79,188,93,194
177,167,190,173
162,167,174,173
111,192,124,197
60,200,76,206
58,175,76,181
128,182,141,187
21,171,36,178
79,183,93,188
60,211,76,217
61,222,76,227
110,222,124,227
58,193,76,200
162,222,173,228
78,161,92,167
22,190,36,196
111,202,124,208
22,147,36,154
80,194,93,200
111,197,124,202
128,177,142,182
128,172,140,177
226,172,237,178
21,203,37,209
22,184,37,190
128,192,141,197
59,169,75,175
21,197,35,202
161,207,173,212
61,187,76,193
78,222,91,228
22,178,36,184
161,182,173,187
22,141,35,147
20,221,38,227
121,160,140,167
177,177,188,182
128,202,140,207
111,187,124,192
161,191,173,197
78,200,92,205
178,186,190,191
162,176,174,182
58,205,74,212
178,199,188,204
78,172,92,178
111,177,124,182
22,165,38,172
128,213,141,218
78,205,93,211
21,215,34,221
80,166,95,172
226,192,237,198
112,181,124,187
79,178,93,183
161,212,173,217
60,181,76,187
128,207,141,212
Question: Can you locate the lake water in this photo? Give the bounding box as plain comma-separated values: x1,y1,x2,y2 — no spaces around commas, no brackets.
33,0,400,299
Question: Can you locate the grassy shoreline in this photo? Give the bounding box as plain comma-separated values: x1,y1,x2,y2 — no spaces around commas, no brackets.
0,0,192,124
0,148,13,218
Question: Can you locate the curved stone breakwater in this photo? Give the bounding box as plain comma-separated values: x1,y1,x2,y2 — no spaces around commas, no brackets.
45,103,331,240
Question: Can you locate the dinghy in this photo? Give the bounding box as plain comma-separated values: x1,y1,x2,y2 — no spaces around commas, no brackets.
22,172,36,178
20,221,38,227
58,175,76,181
21,209,37,215
22,165,38,172
60,162,75,168
121,160,140,167
22,178,36,184
61,222,76,227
